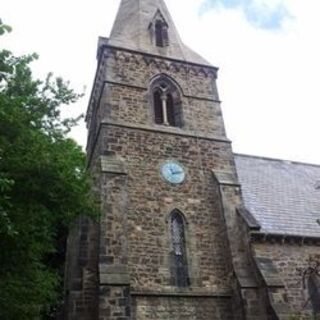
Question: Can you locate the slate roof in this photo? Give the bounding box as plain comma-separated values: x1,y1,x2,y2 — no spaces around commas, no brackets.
235,154,320,237
108,0,211,66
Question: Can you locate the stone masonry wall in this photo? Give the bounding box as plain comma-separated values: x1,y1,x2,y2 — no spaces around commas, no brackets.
94,123,238,319
99,286,131,320
86,46,226,153
253,242,320,319
86,45,239,319
98,124,235,295
64,216,99,320
132,296,234,320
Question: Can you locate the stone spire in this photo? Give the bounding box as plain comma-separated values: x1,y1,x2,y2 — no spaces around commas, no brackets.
108,0,210,65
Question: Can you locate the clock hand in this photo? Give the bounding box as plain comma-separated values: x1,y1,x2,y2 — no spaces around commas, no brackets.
172,171,183,175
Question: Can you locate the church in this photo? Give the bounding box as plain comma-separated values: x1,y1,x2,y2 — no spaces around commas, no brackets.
64,0,320,319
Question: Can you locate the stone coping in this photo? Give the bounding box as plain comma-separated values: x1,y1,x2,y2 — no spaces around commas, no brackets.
236,207,261,231
211,170,240,187
100,155,127,174
254,256,285,288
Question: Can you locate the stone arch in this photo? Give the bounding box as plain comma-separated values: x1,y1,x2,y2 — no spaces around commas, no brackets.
168,209,190,287
149,74,183,127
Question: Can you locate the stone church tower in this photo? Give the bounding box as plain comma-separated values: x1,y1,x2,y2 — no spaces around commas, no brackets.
65,0,277,319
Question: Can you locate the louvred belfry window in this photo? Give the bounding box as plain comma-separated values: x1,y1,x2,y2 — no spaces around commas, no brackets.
155,20,169,47
170,210,189,287
155,21,163,47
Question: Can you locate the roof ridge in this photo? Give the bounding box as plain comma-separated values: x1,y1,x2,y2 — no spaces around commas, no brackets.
234,153,320,168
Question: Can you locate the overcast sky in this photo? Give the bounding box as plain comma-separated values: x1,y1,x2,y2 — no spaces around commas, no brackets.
2,0,320,164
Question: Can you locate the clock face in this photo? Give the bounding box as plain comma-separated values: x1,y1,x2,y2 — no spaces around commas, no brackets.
161,161,185,184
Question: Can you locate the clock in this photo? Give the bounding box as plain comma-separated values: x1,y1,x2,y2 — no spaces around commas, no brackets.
161,161,185,184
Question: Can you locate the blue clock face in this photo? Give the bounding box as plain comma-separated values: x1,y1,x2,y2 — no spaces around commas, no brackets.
161,161,185,184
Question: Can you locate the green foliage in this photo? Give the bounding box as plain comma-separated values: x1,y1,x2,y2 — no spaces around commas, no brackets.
0,19,12,35
0,24,98,320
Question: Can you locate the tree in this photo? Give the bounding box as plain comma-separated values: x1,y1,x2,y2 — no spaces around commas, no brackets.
0,20,98,319
0,18,12,36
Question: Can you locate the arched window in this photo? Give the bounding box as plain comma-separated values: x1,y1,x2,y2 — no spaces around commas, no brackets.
170,210,189,287
308,273,320,316
150,76,182,127
155,20,169,47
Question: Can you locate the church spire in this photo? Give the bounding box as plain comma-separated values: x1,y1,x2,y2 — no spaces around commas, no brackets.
108,0,210,66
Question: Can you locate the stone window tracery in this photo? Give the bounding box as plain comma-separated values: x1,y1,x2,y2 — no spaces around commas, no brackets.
151,76,182,127
170,210,189,287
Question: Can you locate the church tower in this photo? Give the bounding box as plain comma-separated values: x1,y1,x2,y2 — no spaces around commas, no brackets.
65,1,271,319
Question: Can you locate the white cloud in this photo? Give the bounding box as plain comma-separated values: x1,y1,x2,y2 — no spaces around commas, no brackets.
1,0,320,163
200,0,291,29
167,0,320,163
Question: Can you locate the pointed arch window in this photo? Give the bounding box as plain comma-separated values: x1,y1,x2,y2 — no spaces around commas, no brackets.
301,259,320,316
170,210,189,287
308,273,320,316
151,76,182,127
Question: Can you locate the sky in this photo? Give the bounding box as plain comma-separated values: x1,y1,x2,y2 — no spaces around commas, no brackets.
2,0,320,164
